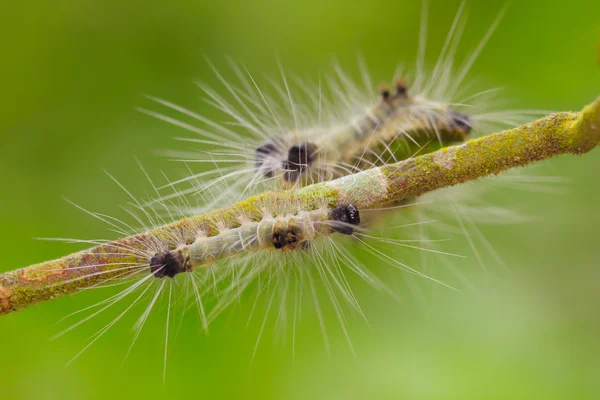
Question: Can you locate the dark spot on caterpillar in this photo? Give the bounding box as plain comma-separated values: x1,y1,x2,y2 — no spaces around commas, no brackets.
256,142,278,157
380,80,409,106
272,234,283,249
283,142,317,182
378,83,392,103
149,250,188,279
255,142,279,178
395,79,407,97
329,204,361,235
448,110,472,134
271,224,302,250
285,227,301,248
380,88,391,101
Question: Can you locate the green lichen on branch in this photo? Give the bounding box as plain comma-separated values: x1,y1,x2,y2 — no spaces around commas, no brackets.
0,97,598,316
0,243,144,315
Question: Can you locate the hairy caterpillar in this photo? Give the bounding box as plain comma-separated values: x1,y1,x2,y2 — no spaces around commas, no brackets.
7,161,467,368
251,79,471,187
149,203,361,279
141,2,538,206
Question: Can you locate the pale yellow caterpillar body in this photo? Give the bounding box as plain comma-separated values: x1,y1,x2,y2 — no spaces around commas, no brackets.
150,203,361,278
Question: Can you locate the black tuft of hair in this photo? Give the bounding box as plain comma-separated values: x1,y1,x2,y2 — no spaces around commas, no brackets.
149,250,186,279
448,110,472,134
283,142,317,182
271,232,284,249
255,142,279,177
271,226,301,250
395,80,407,97
329,204,361,235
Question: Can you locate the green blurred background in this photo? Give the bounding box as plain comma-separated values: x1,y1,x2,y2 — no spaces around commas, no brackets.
1,0,600,398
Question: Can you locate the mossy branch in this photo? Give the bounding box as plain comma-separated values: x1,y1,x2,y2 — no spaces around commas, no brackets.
1,97,598,316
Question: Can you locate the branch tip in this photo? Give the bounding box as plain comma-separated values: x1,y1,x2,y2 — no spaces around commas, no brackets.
573,96,600,154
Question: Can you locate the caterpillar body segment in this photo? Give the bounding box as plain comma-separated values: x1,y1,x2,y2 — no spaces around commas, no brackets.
149,204,361,278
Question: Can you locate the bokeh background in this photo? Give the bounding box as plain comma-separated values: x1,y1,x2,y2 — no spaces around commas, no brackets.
1,0,600,398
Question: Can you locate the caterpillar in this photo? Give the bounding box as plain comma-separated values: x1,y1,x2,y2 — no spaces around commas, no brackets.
9,161,470,369
140,2,538,207
251,79,471,188
150,203,361,279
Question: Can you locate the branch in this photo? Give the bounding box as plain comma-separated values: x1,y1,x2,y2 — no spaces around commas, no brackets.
1,97,598,315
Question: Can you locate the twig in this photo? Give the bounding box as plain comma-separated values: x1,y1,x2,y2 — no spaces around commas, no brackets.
1,97,598,315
